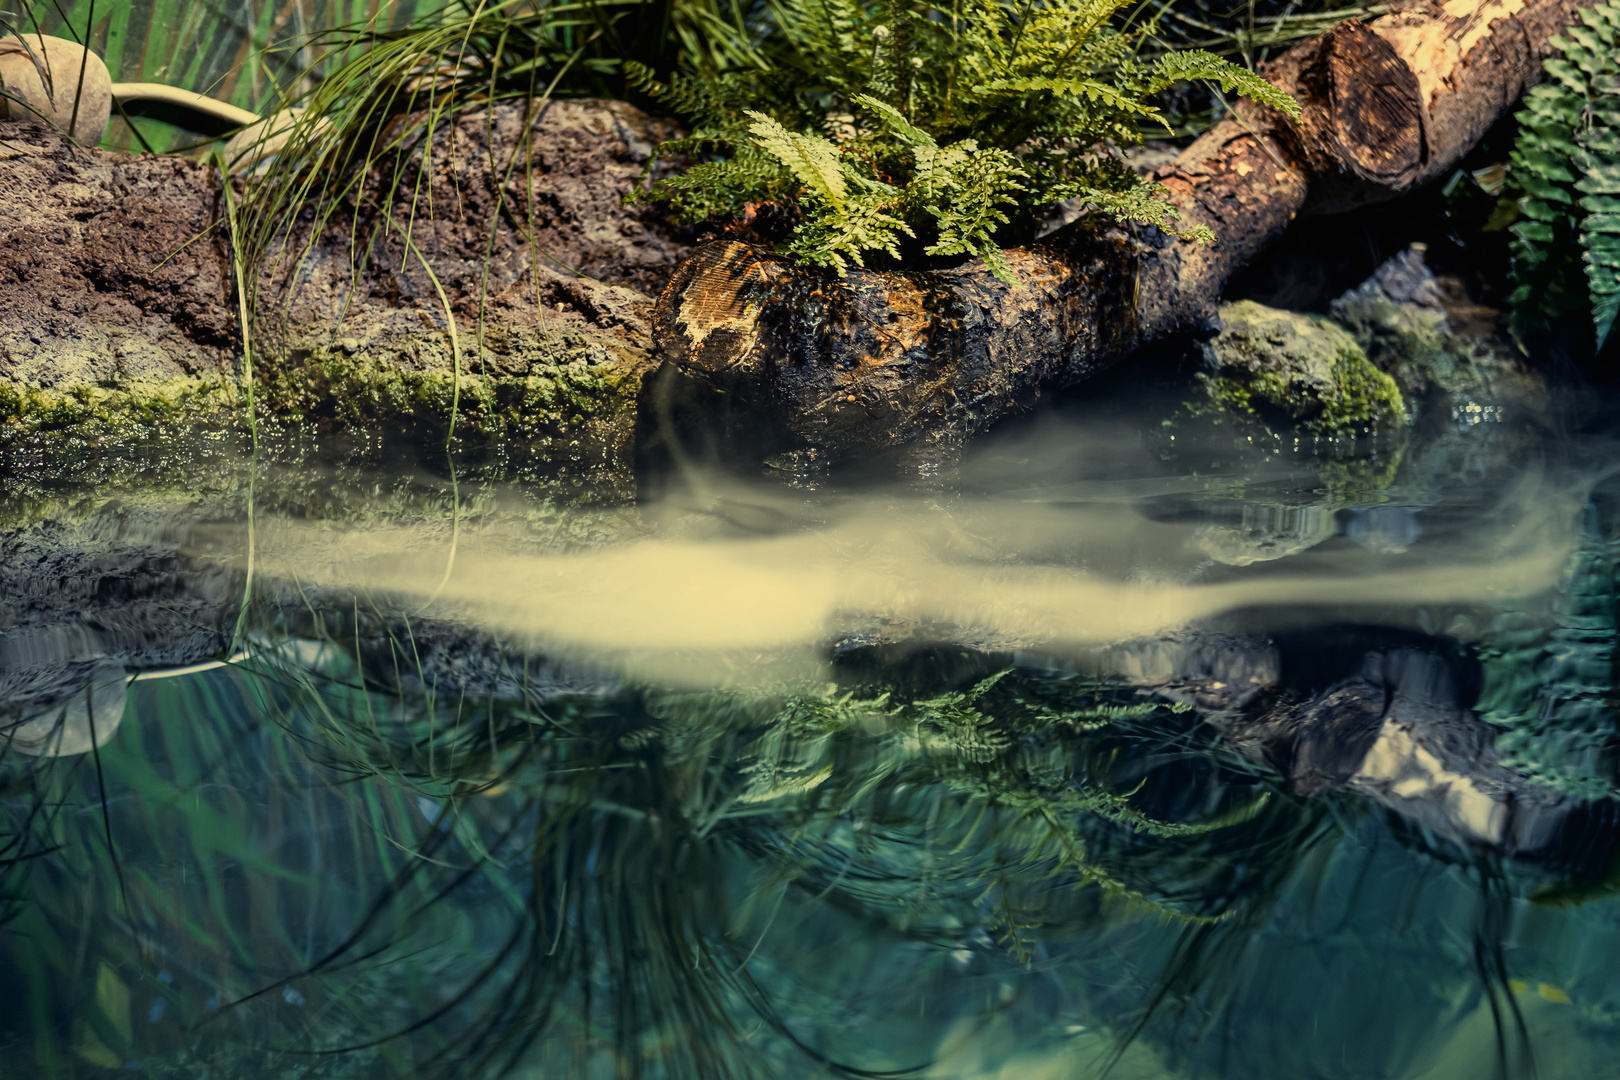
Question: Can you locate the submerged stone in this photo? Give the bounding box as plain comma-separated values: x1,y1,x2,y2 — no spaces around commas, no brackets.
1,659,127,756
1195,501,1340,566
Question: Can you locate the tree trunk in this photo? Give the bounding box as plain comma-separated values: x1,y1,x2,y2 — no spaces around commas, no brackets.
653,0,1588,464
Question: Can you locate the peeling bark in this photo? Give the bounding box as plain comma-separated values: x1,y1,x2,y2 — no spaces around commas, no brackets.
653,0,1588,464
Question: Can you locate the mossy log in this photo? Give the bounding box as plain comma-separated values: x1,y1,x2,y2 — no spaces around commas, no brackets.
654,0,1588,464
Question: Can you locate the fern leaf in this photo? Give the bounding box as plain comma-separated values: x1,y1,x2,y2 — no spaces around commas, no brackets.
746,111,849,212
1059,177,1217,244
973,76,1160,118
1578,162,1620,195
1594,292,1619,351
1543,57,1590,92
1507,0,1620,350
1588,226,1620,349
851,92,935,148
632,0,1310,273
1150,49,1302,120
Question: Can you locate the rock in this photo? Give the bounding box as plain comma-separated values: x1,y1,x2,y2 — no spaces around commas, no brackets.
0,124,253,459
220,107,326,171
1344,504,1422,553
2,660,128,756
1096,632,1280,712
0,496,238,755
1121,636,1619,873
1328,244,1467,396
0,100,692,489
0,35,111,144
1329,243,1540,402
1201,299,1405,434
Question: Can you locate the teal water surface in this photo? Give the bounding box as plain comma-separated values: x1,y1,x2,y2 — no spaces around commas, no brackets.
5,380,1620,1079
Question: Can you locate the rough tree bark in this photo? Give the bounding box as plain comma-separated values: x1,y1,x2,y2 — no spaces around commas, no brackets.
654,0,1589,464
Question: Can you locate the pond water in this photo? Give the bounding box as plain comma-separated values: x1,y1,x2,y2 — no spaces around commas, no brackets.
5,369,1620,1079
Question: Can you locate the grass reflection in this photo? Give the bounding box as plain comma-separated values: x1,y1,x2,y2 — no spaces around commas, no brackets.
2,612,1308,1077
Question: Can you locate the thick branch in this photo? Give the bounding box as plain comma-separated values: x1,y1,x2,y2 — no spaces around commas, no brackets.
654,0,1587,461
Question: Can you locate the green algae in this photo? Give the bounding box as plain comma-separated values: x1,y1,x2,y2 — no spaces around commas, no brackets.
0,325,653,500
0,376,240,441
260,327,645,445
0,375,246,472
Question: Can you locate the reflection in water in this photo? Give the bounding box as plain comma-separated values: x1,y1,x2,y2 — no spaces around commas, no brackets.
235,459,1582,686
3,394,1620,1077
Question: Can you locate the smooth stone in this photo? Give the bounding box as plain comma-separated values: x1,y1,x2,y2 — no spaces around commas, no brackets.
0,35,112,143
222,107,331,172
3,659,128,756
1195,502,1340,566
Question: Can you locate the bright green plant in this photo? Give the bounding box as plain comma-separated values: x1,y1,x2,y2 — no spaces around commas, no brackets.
630,0,1301,281
1505,0,1620,351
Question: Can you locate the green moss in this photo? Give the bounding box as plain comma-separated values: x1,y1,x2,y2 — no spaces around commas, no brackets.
0,377,241,447
1319,346,1405,432
257,327,647,453
1199,301,1405,436
3,326,653,501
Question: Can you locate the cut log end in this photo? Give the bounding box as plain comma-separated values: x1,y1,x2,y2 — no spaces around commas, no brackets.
1326,20,1427,187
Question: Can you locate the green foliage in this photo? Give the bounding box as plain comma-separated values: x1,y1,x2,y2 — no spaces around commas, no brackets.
631,0,1300,282
1506,0,1620,350
1477,503,1620,800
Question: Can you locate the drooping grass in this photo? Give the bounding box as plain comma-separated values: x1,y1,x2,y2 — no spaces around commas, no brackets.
4,546,1591,1078
0,664,467,1075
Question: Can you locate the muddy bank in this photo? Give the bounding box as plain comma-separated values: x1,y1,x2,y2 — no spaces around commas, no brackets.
0,99,691,493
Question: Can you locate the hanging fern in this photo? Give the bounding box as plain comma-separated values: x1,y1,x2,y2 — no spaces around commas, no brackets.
1505,0,1620,351
629,0,1301,283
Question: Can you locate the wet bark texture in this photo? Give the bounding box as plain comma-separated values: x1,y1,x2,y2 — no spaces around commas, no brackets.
655,0,1589,464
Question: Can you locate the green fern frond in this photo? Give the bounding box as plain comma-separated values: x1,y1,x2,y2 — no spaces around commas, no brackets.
633,0,1299,275
973,76,1163,119
1149,49,1303,119
924,142,1028,284
746,110,850,211
850,92,933,148
786,190,914,274
1060,177,1217,243
1507,0,1620,351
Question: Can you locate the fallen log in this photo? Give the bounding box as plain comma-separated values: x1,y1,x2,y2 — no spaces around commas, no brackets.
653,0,1588,465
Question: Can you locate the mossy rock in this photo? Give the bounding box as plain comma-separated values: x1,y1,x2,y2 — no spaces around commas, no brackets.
1201,299,1405,435
262,319,654,471
0,375,240,446
1,320,654,501
1330,294,1452,392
